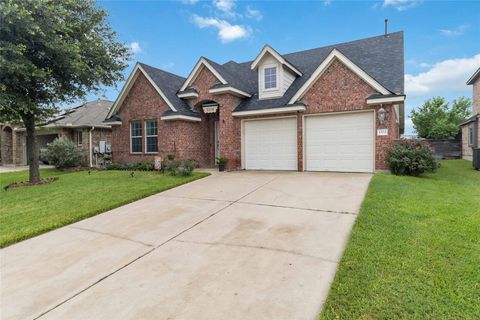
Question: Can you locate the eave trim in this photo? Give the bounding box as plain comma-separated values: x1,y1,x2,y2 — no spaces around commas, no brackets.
160,115,202,122
232,105,306,117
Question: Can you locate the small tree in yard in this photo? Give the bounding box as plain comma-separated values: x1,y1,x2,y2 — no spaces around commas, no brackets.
410,96,471,139
0,0,130,182
42,138,84,169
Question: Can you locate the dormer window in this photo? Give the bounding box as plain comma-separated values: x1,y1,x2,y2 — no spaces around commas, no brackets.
264,66,277,89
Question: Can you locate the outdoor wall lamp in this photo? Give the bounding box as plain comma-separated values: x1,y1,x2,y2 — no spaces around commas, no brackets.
378,107,387,124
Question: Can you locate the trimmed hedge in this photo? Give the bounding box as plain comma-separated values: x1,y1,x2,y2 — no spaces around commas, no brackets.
387,139,440,176
106,159,198,176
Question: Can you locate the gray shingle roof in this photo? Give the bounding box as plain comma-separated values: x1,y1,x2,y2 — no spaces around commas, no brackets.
45,100,113,128
233,31,404,112
138,63,199,117
467,67,480,85
117,32,404,116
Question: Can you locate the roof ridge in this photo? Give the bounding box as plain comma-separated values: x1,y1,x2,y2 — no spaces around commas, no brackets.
231,31,403,65
283,31,403,57
138,62,186,81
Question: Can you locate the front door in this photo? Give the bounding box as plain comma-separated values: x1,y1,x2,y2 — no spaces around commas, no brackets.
214,121,220,163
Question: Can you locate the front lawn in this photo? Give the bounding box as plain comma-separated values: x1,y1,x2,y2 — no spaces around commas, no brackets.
0,169,209,248
320,160,480,319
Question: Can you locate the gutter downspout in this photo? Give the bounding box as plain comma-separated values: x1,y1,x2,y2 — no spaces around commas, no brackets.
89,126,95,167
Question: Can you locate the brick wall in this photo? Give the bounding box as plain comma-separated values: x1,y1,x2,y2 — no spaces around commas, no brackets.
112,58,401,171
229,58,400,170
112,72,213,166
188,66,242,169
473,79,480,115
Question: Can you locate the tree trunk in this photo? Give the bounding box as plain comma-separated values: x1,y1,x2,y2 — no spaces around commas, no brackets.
23,114,40,183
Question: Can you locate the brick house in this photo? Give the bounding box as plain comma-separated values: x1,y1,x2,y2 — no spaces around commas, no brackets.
1,100,113,167
460,68,480,161
105,32,405,172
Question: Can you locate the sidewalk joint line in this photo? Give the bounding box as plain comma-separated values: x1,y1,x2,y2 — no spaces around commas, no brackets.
34,176,277,319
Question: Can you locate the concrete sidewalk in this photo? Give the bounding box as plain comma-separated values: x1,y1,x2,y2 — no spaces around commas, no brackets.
1,171,371,320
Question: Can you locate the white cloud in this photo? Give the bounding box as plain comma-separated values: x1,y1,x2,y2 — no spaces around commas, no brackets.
213,0,235,13
162,62,175,70
180,0,199,4
245,6,262,21
192,14,250,43
405,54,480,97
129,41,142,54
439,25,469,37
406,59,431,68
383,0,421,11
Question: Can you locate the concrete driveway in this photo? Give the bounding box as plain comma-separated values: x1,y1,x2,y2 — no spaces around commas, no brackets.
1,171,372,320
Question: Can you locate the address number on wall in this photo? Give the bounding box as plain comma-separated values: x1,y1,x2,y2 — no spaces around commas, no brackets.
377,128,388,136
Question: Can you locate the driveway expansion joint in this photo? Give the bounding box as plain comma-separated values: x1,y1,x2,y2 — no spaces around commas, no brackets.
68,226,155,247
34,175,278,319
173,239,339,264
237,201,358,216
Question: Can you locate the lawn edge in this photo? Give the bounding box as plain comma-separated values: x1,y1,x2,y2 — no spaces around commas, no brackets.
0,171,210,248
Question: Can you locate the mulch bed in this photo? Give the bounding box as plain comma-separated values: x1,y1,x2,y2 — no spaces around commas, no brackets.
4,177,59,190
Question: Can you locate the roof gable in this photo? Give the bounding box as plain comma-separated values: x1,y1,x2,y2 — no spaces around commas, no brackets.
179,57,228,91
467,67,480,85
289,48,391,104
107,63,191,119
250,45,302,76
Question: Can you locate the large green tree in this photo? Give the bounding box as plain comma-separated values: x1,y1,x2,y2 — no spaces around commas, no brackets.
411,96,471,139
0,0,130,182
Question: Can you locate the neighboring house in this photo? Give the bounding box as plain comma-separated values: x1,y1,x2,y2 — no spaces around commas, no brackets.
461,68,480,161
1,100,113,167
105,32,405,173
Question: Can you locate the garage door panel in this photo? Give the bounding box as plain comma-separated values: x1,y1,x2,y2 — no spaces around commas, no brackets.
244,118,297,170
305,112,374,173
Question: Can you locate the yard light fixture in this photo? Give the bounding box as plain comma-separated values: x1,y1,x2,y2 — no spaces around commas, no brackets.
378,107,386,124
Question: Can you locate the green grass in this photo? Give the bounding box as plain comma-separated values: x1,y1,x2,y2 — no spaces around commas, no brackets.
0,169,209,248
319,160,480,319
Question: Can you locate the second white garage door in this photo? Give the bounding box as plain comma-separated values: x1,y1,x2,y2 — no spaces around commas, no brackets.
243,117,297,170
305,111,374,173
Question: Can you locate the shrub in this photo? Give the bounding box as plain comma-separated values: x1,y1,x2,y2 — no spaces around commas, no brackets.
41,138,84,168
387,140,440,176
106,162,155,171
216,156,228,166
164,160,181,176
180,159,197,176
106,163,123,170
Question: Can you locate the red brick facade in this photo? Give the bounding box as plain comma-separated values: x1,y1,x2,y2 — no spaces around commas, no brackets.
112,72,214,166
112,58,401,171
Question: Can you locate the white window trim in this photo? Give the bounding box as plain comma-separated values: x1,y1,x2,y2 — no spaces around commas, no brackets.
468,124,475,146
76,130,83,146
263,65,278,91
130,120,142,154
144,119,158,154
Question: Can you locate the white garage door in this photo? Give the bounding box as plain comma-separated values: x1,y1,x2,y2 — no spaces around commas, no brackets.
305,112,374,173
243,117,297,170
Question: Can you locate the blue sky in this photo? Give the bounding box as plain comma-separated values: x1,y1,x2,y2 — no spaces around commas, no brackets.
83,0,480,134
